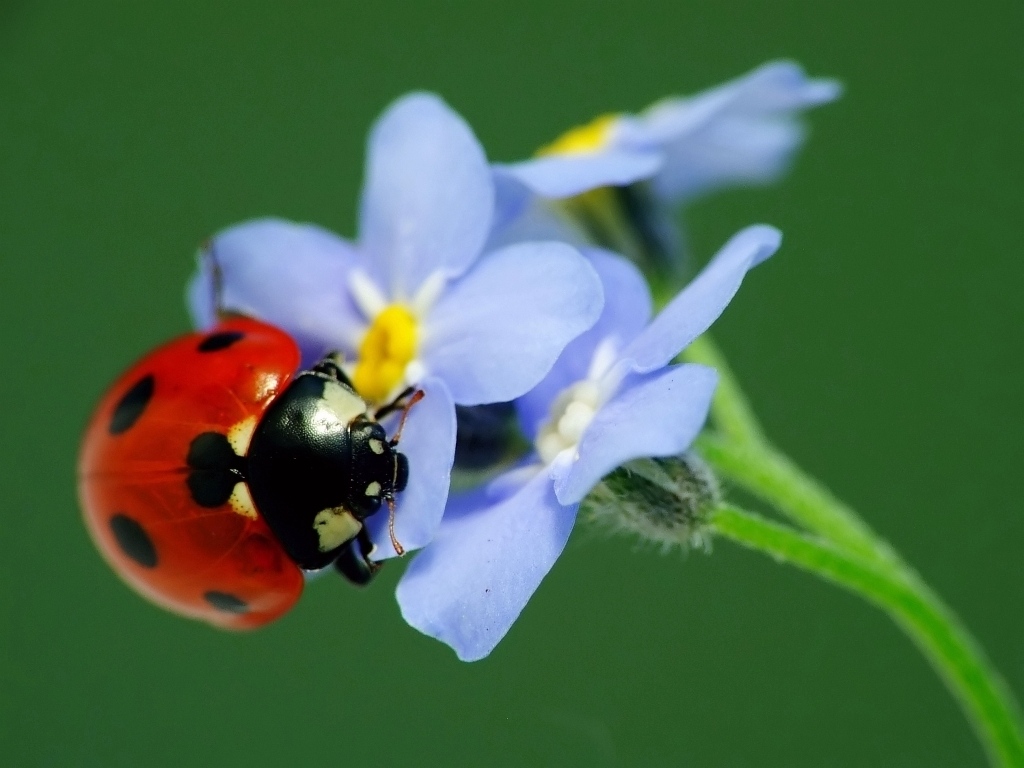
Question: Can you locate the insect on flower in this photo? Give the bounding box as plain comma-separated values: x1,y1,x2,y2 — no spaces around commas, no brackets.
187,92,604,559
78,317,426,629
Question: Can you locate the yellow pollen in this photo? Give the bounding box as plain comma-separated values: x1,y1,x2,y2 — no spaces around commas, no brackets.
353,305,418,404
537,113,620,157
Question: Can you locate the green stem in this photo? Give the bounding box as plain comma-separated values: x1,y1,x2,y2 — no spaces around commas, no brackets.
710,505,1024,767
682,334,766,447
685,336,1024,763
696,432,895,568
688,334,893,564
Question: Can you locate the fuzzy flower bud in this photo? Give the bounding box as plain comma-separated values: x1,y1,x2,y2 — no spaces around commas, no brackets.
581,452,720,550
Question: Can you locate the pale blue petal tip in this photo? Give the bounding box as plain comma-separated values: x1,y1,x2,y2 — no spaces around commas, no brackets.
359,90,494,294
396,470,577,661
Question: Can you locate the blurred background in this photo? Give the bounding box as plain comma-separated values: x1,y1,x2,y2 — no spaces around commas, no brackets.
2,1,1021,765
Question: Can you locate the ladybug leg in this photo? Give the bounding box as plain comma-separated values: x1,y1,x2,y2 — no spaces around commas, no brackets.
311,353,356,389
373,386,415,421
203,241,249,322
205,240,226,317
334,528,382,586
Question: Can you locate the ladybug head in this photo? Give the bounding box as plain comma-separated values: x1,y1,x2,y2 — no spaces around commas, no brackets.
345,416,410,517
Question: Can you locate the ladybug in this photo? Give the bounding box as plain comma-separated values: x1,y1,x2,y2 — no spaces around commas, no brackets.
78,316,421,630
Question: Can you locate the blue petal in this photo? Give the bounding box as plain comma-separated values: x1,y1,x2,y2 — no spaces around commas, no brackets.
396,467,577,661
185,218,365,362
494,149,662,199
554,363,717,505
619,61,842,201
358,93,494,298
366,376,456,560
422,241,603,405
516,248,652,439
620,225,781,373
486,196,588,256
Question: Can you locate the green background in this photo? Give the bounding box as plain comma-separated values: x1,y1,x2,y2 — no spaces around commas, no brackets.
2,1,1021,765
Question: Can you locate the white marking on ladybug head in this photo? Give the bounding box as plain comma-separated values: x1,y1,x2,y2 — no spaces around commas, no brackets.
365,481,382,497
312,507,361,552
228,415,258,456
322,380,368,425
368,438,385,455
228,482,258,520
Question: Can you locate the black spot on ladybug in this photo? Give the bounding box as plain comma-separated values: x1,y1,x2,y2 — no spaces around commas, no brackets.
186,432,247,508
109,375,154,435
204,591,249,613
197,331,245,353
109,514,157,568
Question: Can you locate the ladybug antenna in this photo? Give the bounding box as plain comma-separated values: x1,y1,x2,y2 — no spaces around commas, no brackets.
386,496,405,557
387,389,424,447
378,388,423,557
202,238,228,321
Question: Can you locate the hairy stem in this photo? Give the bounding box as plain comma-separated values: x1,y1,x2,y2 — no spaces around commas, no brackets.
696,432,894,567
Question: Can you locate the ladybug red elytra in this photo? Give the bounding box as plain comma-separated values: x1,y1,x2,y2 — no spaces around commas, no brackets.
78,317,421,630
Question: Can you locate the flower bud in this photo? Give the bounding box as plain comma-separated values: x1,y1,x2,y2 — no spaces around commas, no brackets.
581,452,720,549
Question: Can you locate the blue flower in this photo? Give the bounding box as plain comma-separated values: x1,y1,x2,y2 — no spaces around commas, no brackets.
497,60,840,205
489,62,838,262
395,224,782,660
187,93,604,560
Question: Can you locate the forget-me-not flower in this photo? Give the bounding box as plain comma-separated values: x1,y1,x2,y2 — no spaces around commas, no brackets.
396,224,782,660
188,93,604,561
490,61,837,264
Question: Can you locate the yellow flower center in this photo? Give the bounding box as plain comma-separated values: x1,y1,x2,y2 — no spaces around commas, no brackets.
534,113,649,263
353,305,418,404
536,113,620,157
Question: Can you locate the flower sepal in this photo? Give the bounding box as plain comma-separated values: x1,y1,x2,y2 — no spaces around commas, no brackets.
581,452,720,550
